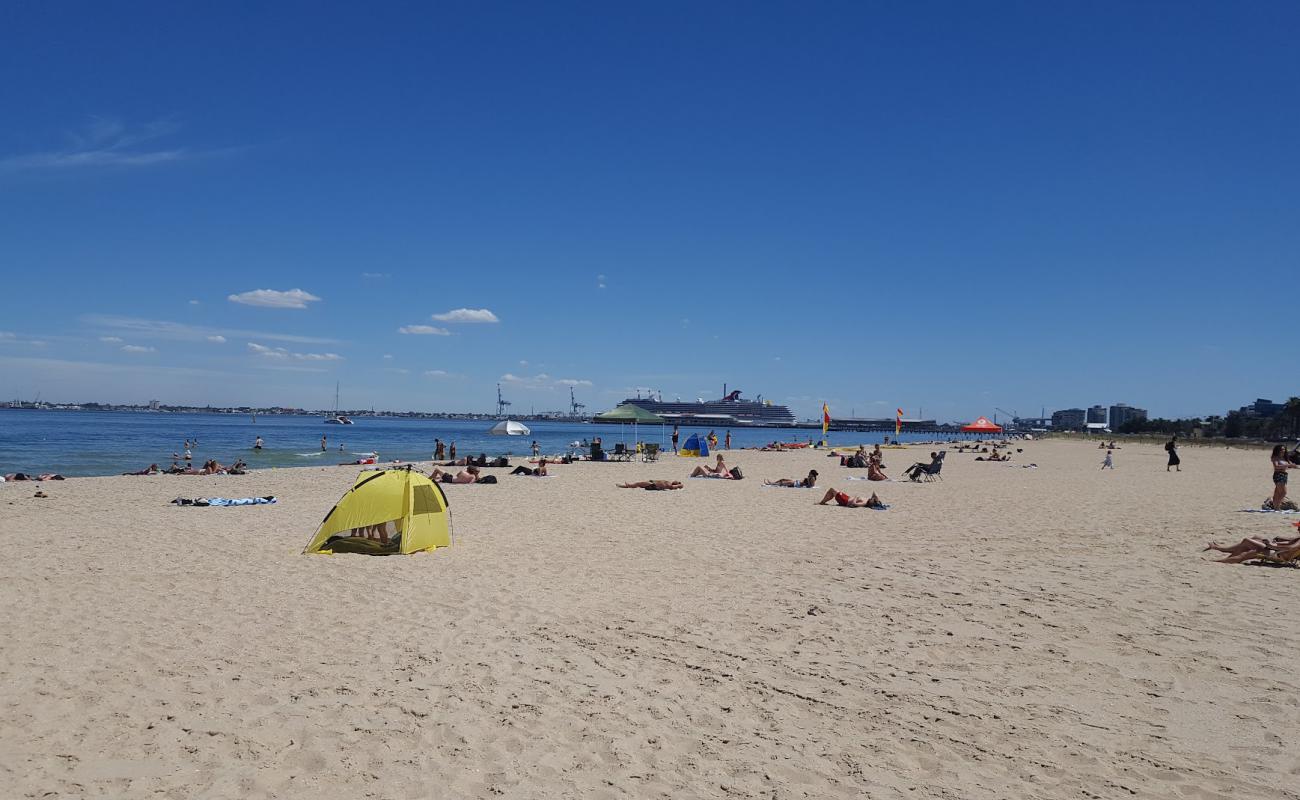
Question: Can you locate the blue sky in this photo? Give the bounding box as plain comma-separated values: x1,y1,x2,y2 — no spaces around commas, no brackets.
1,2,1296,421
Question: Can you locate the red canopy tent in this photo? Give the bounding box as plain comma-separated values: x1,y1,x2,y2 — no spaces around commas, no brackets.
961,416,1003,433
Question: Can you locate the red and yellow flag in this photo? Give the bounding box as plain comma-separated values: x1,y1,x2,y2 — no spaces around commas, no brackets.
895,407,903,436
822,403,831,435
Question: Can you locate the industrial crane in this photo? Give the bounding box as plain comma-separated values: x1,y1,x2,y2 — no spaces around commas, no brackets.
994,407,1018,426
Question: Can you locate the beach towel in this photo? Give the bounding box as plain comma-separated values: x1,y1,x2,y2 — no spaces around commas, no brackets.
1239,509,1300,514
846,476,894,482
762,483,813,489
171,496,277,507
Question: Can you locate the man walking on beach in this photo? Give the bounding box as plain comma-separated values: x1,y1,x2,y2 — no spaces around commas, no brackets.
672,425,679,454
1166,436,1180,472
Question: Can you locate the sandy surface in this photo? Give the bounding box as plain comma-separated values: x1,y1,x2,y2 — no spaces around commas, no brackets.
2,439,1298,799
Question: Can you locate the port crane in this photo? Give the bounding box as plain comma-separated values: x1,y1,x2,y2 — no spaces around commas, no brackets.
495,384,512,417
994,407,1018,426
569,386,586,418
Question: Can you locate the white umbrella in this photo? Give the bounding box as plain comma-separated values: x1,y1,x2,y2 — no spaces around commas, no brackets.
488,420,530,436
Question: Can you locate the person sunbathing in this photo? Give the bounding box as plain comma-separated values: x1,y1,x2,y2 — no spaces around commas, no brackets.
200,459,228,475
431,465,479,484
766,470,818,488
617,480,684,490
867,461,890,481
690,464,742,479
817,488,885,508
511,459,549,476
1204,534,1300,563
123,464,160,475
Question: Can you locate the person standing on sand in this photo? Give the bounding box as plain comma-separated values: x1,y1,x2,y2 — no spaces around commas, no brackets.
531,440,540,457
725,430,731,450
1101,451,1113,469
1165,436,1180,472
671,425,679,453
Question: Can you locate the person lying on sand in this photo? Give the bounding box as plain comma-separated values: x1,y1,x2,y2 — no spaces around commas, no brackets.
690,464,743,479
123,464,160,476
818,488,885,508
431,465,479,484
766,470,818,488
511,459,549,476
617,480,684,491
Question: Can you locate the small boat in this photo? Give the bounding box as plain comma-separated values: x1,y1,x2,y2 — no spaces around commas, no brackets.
325,382,354,424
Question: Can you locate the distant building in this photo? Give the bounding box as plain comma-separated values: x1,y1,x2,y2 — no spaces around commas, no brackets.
1240,398,1284,418
148,399,160,411
1108,404,1148,429
1087,405,1108,425
1051,408,1087,430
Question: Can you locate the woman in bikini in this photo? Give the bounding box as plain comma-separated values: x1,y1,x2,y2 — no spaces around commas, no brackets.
765,470,818,488
1271,444,1299,511
817,488,885,508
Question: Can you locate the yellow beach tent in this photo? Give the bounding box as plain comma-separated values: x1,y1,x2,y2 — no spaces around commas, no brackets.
304,467,452,555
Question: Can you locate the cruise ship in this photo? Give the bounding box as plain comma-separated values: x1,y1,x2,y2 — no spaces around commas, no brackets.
620,386,796,426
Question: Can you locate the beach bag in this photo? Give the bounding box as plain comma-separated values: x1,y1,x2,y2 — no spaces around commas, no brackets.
476,475,498,484
730,467,744,480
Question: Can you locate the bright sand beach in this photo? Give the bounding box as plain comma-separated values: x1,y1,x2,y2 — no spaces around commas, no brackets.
3,438,1298,799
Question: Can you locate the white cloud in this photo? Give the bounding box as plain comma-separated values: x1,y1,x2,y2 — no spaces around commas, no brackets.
98,336,123,343
247,341,341,361
597,274,607,289
0,332,13,340
432,308,499,323
398,325,451,335
206,335,226,343
0,118,192,173
383,367,411,375
501,373,591,390
382,354,393,360
519,360,529,367
361,272,390,279
121,344,156,353
424,370,450,378
227,288,321,309
83,315,340,345
188,299,200,305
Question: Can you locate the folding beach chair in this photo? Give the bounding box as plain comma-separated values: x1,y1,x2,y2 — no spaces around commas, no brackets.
642,442,660,462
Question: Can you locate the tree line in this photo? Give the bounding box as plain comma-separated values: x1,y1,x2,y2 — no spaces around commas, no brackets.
1114,397,1300,440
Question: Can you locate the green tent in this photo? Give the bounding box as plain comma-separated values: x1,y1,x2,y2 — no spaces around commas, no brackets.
593,404,666,449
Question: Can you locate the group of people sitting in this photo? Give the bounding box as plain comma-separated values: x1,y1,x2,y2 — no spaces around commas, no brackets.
974,448,1011,462
834,445,890,481
688,454,744,480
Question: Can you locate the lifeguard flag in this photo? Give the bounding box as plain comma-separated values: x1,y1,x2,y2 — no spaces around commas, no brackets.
822,403,831,435
895,407,903,436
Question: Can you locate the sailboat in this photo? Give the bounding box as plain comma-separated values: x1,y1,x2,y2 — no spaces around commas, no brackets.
324,382,353,424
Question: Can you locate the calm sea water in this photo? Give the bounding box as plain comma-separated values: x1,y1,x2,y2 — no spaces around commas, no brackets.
0,409,950,477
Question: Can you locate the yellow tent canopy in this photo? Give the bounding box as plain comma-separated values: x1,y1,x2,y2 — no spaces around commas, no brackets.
304,467,452,555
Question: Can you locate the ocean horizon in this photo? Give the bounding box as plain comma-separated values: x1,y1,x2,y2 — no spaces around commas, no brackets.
0,409,967,478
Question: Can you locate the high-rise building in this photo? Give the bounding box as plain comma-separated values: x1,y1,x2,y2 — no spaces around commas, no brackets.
1051,408,1087,430
1240,398,1284,418
1087,405,1108,424
1109,404,1147,429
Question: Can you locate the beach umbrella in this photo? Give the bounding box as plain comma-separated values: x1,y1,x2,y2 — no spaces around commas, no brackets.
593,404,665,447
488,420,530,436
